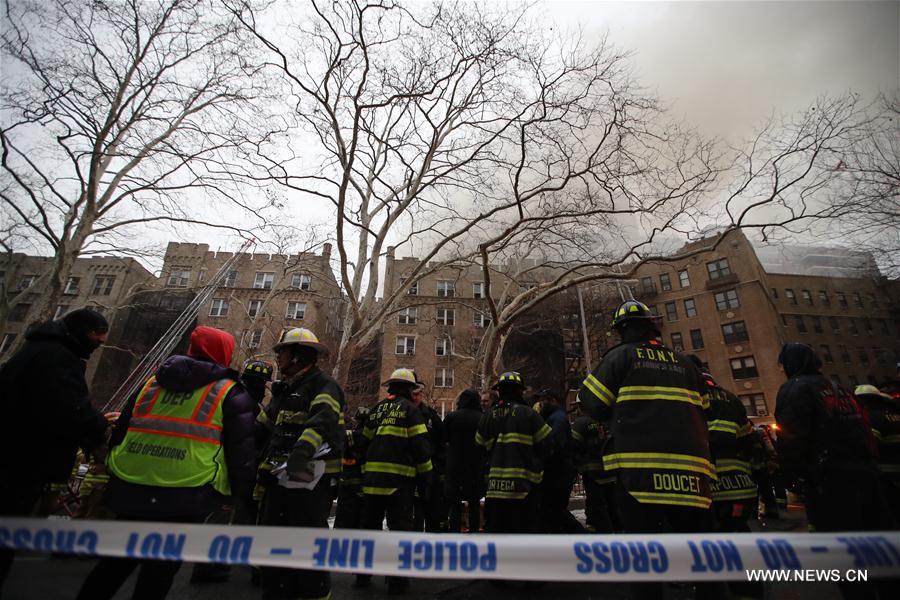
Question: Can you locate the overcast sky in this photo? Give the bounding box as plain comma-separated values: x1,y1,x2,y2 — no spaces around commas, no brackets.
549,0,899,141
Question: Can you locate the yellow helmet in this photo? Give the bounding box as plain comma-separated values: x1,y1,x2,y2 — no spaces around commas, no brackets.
383,368,418,386
854,384,891,400
273,327,326,353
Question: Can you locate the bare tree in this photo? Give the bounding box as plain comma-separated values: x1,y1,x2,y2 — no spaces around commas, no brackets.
0,0,277,341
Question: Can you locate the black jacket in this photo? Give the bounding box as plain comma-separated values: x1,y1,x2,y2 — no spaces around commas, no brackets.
0,320,107,485
775,343,877,482
444,405,484,495
104,355,257,518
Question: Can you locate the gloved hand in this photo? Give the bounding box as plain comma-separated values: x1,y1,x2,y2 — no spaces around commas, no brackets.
286,445,315,482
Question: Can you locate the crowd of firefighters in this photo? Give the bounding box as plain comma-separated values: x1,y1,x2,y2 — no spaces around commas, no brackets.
1,299,898,600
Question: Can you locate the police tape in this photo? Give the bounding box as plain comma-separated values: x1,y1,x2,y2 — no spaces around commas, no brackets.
1,517,898,582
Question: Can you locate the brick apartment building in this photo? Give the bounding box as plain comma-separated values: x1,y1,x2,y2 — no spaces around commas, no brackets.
0,253,155,393
159,241,345,371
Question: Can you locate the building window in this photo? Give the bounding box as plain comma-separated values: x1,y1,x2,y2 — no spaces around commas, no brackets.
53,305,69,319
879,319,889,334
848,318,859,335
659,273,672,291
781,314,789,327
678,270,690,288
435,337,452,357
820,344,834,363
436,308,455,326
740,394,768,417
706,258,731,280
473,282,485,299
91,276,115,296
400,278,419,296
286,301,306,320
665,302,678,322
838,345,851,363
437,280,455,297
785,289,797,305
398,307,417,325
0,333,17,355
434,367,454,388
852,292,863,308
223,270,237,288
641,277,656,294
473,311,491,328
730,356,759,379
683,298,697,318
714,289,740,310
670,332,684,352
795,315,807,334
253,272,274,290
859,348,869,364
247,330,262,348
837,292,848,309
801,290,813,305
863,318,873,334
17,275,35,291
818,290,830,306
690,329,704,350
395,336,416,355
828,316,840,333
248,299,263,318
721,321,749,344
209,298,229,317
10,303,31,321
770,288,778,299
848,375,860,388
63,277,80,295
812,316,823,333
290,274,312,290
874,347,887,364
648,304,660,317
166,269,190,288
869,294,879,308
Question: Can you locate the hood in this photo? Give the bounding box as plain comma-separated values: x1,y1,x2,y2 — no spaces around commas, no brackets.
187,326,235,367
155,355,231,393
778,343,822,379
25,320,94,359
457,389,481,410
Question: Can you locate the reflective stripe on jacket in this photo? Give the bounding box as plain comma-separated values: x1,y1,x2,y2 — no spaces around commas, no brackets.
476,402,551,499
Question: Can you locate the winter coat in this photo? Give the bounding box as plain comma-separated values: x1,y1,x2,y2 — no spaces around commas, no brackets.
0,320,107,485
104,354,257,518
444,405,485,497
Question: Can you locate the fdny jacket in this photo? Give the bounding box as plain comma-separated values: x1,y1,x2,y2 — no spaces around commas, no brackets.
578,339,713,509
362,393,433,495
476,401,552,499
258,366,345,481
866,396,900,485
706,381,756,503
571,415,615,485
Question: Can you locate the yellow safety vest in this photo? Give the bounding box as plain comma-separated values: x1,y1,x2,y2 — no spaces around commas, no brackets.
108,376,236,496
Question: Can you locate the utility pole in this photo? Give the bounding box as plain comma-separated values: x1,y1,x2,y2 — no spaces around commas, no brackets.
576,284,593,374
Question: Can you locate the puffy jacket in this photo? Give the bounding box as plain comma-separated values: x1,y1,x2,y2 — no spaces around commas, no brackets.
444,404,485,496
476,399,552,499
775,343,877,483
418,402,447,473
706,381,756,502
362,393,433,494
860,394,900,487
578,337,713,509
571,415,615,485
104,355,257,517
0,320,107,485
258,366,345,480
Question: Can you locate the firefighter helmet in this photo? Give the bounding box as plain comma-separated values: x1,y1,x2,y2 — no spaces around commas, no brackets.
854,384,891,400
492,371,524,390
272,327,326,353
383,368,418,386
610,300,654,329
242,359,274,381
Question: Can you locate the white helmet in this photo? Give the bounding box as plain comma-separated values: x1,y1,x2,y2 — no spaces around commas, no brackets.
383,368,418,386
273,327,327,353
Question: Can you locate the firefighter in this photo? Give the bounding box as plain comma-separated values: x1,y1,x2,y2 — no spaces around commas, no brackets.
750,424,782,521
256,327,345,600
571,399,620,533
241,359,274,405
476,372,552,534
334,406,370,529
444,389,485,533
411,376,447,532
855,384,900,526
577,300,725,600
357,368,433,594
536,388,583,533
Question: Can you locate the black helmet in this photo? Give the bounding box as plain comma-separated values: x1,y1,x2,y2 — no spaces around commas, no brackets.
242,359,274,382
610,300,654,329
492,371,524,390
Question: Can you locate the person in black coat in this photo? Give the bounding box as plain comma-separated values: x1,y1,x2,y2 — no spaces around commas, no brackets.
74,326,257,600
0,308,110,592
443,389,485,532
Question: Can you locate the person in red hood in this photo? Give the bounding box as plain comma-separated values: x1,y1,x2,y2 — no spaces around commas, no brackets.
75,326,256,600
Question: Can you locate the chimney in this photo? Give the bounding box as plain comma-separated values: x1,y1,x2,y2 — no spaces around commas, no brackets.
387,246,396,259
322,243,332,260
